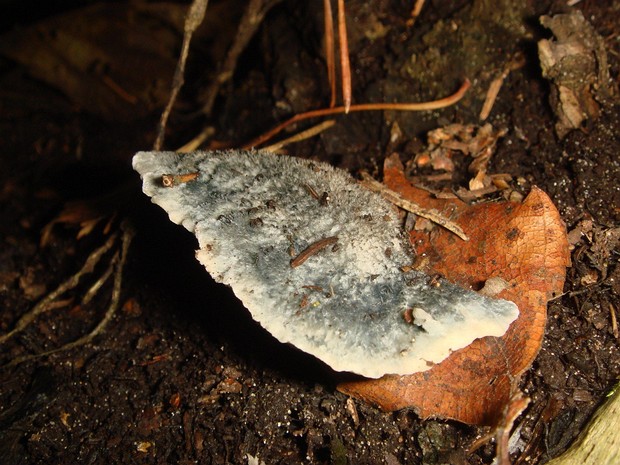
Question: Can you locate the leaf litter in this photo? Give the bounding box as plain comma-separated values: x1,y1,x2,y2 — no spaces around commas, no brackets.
1,0,618,460
339,153,570,429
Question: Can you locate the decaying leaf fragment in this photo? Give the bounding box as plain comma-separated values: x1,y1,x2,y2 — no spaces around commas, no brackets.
411,123,508,195
538,11,617,138
338,154,570,426
133,150,519,380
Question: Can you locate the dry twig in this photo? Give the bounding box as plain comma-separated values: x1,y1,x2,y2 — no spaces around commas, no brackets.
4,225,134,367
479,53,525,121
0,232,119,345
360,172,469,241
407,0,427,27
290,236,339,268
154,0,209,150
201,0,285,116
262,120,336,152
178,126,216,153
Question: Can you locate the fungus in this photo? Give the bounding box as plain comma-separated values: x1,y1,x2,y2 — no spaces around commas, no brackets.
133,150,519,379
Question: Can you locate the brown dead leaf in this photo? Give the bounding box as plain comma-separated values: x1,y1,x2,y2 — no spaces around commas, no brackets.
338,154,570,426
538,11,618,138
0,4,177,121
410,123,508,200
40,199,106,247
0,2,244,121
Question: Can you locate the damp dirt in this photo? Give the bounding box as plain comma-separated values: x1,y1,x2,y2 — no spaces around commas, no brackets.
1,1,619,464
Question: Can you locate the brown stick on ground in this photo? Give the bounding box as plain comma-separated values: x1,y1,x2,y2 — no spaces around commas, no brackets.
360,173,469,241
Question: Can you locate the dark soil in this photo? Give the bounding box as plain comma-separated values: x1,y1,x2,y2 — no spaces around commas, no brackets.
1,1,619,464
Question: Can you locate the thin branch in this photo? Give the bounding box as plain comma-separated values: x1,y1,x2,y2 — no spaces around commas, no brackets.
201,0,285,116
5,226,134,367
262,120,335,152
154,0,209,150
0,232,119,345
177,126,216,153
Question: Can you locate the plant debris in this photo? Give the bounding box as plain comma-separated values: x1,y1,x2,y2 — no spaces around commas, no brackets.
339,154,570,428
538,11,618,138
408,123,511,201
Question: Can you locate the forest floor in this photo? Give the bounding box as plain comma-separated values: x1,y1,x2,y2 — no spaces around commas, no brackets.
1,1,619,464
